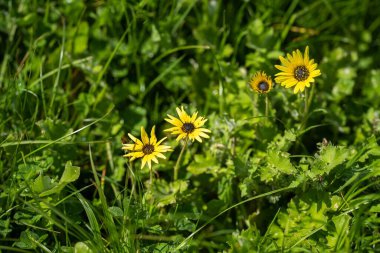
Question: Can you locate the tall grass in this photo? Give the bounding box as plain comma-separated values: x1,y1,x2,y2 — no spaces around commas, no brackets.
1,0,380,252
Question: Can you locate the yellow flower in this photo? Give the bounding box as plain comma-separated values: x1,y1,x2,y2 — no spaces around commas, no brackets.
274,46,321,94
249,71,273,94
165,106,211,143
122,126,171,170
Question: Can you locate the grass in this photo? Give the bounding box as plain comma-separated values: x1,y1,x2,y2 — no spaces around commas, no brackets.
1,0,380,252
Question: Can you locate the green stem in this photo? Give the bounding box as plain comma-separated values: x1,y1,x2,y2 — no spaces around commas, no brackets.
250,91,257,119
174,138,188,181
150,167,153,185
299,88,310,131
265,94,269,123
126,160,136,198
304,88,309,116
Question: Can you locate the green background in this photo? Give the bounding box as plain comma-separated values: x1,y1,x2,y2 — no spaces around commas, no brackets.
1,0,380,252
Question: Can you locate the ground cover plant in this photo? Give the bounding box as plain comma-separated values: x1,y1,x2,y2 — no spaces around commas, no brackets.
1,0,380,252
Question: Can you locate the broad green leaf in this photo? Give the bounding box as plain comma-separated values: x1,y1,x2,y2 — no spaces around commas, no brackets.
13,230,39,249
74,242,93,253
108,206,123,217
32,174,54,193
261,150,296,182
146,179,188,207
74,22,89,54
40,162,80,196
60,161,80,184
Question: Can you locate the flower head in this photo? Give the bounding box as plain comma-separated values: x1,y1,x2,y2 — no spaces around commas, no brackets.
274,46,321,94
249,71,273,94
122,126,171,170
165,106,211,143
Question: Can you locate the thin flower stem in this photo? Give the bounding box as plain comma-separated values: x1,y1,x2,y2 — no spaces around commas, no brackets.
300,86,315,131
250,92,257,119
150,167,153,185
298,89,308,131
265,94,269,123
126,160,136,198
304,88,309,117
174,138,188,181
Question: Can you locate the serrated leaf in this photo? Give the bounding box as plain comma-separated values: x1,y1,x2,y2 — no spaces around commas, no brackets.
268,150,296,174
313,145,349,176
261,150,296,182
187,154,219,175
319,145,348,168
147,179,188,207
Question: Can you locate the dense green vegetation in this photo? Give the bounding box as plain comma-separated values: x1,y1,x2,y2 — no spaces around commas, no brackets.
1,0,380,252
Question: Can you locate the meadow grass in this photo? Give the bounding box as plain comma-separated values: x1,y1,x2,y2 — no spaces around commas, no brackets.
1,0,380,252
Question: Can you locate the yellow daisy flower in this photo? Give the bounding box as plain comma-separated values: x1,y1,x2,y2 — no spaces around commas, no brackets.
274,46,321,94
164,106,211,143
122,126,171,170
249,71,273,94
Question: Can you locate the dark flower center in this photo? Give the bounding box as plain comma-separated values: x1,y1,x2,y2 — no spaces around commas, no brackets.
258,81,269,92
142,144,154,154
182,123,195,133
294,66,310,81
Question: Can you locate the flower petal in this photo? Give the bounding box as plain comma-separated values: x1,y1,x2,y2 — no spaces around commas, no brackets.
165,114,183,127
177,106,191,123
156,137,167,146
279,55,290,66
128,133,143,146
150,125,157,144
141,126,149,145
304,46,309,65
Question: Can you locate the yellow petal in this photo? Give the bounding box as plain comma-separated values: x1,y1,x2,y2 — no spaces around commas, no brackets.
128,133,143,146
151,156,159,164
122,144,136,150
150,125,157,144
165,115,183,127
125,151,144,158
284,79,298,88
304,46,309,65
154,152,167,159
176,133,187,142
190,111,198,123
287,53,294,63
156,137,167,146
177,106,190,123
275,64,291,72
309,63,318,71
141,155,148,169
194,135,203,143
198,127,211,133
311,69,321,77
296,49,303,63
141,126,149,145
194,117,207,127
279,55,290,66
299,83,306,92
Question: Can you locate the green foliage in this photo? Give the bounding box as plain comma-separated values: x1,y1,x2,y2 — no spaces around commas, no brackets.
1,0,380,252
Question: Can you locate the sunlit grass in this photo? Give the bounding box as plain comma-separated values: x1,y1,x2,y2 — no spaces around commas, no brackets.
1,0,380,252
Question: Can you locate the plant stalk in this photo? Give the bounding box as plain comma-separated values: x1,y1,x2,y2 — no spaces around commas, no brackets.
265,94,269,123
174,138,188,180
